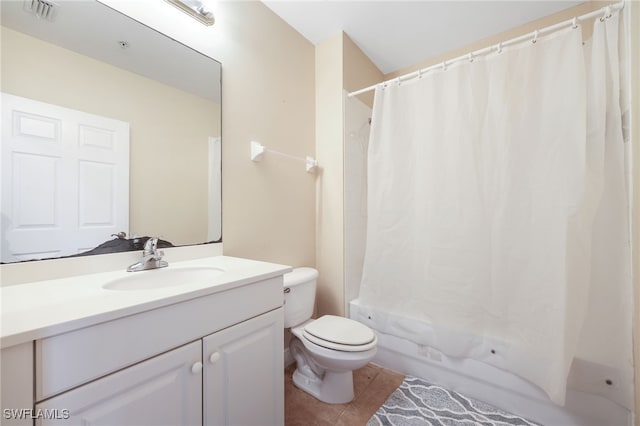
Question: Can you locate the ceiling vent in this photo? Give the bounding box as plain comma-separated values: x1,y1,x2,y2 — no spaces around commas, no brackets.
24,0,58,21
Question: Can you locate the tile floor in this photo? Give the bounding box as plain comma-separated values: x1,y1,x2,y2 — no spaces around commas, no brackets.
284,363,405,426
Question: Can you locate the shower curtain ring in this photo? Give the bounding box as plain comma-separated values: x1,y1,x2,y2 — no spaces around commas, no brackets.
442,61,447,71
532,30,538,44
497,42,502,54
468,53,474,63
572,17,578,29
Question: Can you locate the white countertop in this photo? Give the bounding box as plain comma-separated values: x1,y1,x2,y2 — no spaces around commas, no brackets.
1,256,291,349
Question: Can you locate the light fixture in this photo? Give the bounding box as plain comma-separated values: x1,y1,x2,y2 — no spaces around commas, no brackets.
165,0,214,26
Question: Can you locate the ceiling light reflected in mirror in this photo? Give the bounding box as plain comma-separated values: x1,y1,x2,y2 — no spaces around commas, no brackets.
165,0,215,26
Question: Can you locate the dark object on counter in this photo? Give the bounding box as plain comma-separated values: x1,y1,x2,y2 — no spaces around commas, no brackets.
73,236,174,257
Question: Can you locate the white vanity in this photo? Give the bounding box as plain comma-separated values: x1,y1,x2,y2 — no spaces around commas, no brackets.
1,256,290,426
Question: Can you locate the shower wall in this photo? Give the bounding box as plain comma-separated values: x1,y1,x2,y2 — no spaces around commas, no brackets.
343,94,372,315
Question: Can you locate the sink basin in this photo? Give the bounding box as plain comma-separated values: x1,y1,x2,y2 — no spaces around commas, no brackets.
103,266,225,291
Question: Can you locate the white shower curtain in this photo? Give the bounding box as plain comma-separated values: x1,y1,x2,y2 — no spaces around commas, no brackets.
359,12,630,406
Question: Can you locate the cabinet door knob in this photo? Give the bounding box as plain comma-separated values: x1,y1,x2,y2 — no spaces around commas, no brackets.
209,352,221,364
191,361,203,374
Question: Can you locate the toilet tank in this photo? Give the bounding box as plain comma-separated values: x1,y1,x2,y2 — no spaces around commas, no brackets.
283,267,318,328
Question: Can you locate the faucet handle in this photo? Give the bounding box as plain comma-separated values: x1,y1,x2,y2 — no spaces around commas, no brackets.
143,237,158,255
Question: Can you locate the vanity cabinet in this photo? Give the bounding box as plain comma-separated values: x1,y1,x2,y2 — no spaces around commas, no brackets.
36,309,283,426
1,271,285,426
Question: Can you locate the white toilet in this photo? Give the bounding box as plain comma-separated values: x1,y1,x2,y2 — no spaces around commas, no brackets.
284,267,377,404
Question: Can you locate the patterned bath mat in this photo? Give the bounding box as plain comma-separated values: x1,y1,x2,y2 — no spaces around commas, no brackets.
367,376,541,426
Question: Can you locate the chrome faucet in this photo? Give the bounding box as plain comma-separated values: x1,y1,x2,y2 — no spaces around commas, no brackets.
127,237,168,272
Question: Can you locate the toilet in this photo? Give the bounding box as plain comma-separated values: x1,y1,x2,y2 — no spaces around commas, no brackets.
284,267,377,404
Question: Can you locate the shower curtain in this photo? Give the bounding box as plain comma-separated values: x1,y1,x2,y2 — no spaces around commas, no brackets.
359,11,630,406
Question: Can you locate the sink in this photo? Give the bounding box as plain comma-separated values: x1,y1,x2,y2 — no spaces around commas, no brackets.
103,266,226,291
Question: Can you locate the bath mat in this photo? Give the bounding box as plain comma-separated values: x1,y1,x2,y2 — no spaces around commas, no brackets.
367,376,541,426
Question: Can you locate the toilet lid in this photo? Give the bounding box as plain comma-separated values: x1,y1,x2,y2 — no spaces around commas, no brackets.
303,315,376,352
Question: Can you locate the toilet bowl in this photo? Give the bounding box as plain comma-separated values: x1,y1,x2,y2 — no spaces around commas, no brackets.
284,268,377,404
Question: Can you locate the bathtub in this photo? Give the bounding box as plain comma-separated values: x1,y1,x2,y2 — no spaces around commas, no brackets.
349,299,632,426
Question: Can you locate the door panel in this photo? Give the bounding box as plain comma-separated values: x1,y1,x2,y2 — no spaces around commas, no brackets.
1,93,129,261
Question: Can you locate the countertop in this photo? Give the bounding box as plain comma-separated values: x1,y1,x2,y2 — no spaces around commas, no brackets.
0,256,291,349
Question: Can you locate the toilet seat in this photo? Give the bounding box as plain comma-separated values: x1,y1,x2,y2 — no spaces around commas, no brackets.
302,315,377,352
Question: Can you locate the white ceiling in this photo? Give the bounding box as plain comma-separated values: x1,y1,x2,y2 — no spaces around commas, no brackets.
261,1,583,75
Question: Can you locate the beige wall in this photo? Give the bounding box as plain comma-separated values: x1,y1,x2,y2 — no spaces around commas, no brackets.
315,33,345,317
314,33,383,318
1,26,220,247
213,2,316,267
343,34,383,109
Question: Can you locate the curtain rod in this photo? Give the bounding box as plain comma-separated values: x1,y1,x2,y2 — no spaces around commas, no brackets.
347,1,625,98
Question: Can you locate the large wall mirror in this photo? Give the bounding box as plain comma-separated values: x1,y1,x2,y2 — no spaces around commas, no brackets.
1,0,222,263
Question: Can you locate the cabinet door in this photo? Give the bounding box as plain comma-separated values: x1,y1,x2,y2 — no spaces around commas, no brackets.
36,341,202,426
204,308,284,426
1,343,33,426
